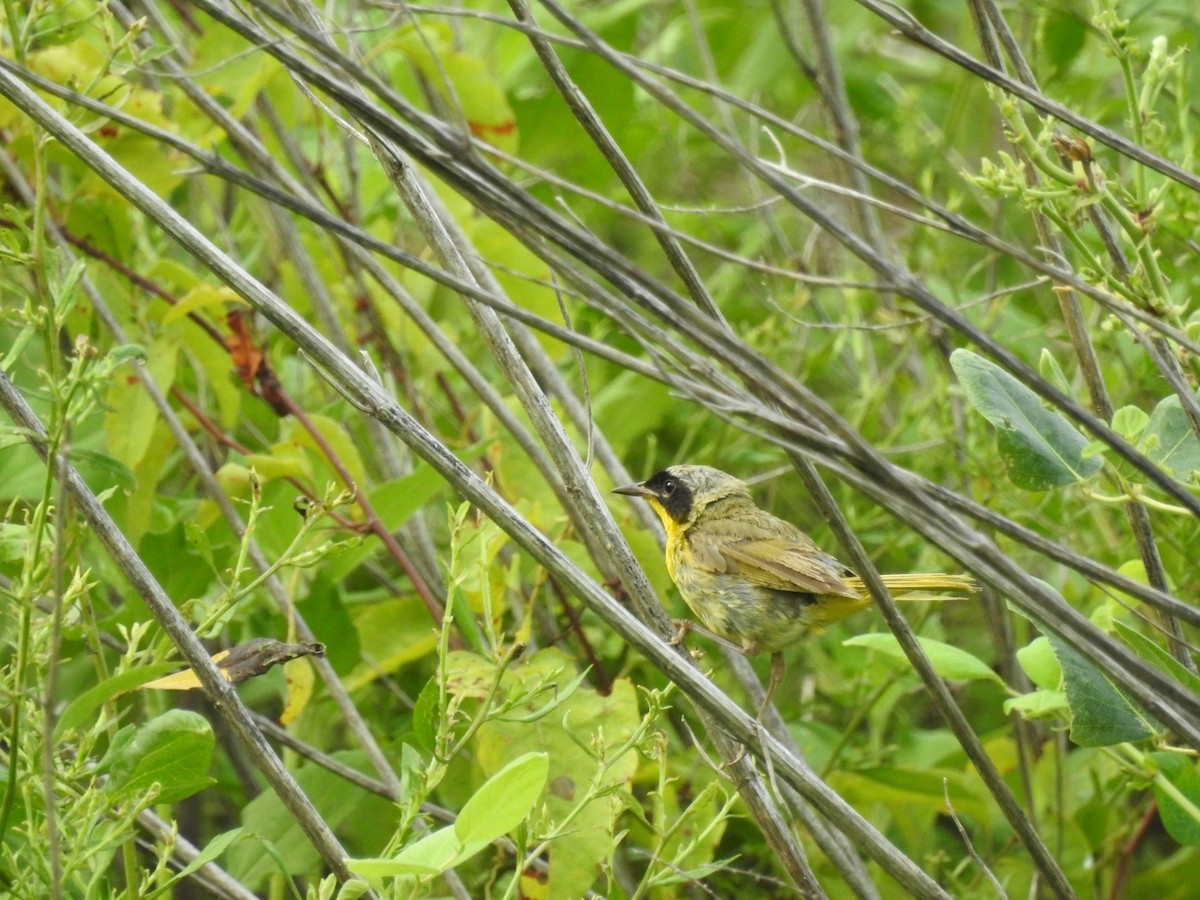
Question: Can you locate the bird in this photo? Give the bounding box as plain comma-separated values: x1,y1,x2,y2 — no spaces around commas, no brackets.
613,464,977,716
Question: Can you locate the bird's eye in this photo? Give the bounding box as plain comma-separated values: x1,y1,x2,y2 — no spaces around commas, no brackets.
662,478,676,496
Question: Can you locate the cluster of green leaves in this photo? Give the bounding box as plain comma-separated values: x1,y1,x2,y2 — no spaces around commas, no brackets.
2,0,1200,897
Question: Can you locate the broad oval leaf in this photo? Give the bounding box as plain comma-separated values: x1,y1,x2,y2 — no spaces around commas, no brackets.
1140,394,1200,485
844,633,1004,684
950,348,1101,489
1111,405,1150,442
104,334,179,471
104,709,215,804
1042,632,1158,747
229,751,387,887
1151,752,1200,846
456,751,549,846
1015,636,1062,691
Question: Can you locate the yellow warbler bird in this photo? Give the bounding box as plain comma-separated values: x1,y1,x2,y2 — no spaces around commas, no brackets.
613,465,977,713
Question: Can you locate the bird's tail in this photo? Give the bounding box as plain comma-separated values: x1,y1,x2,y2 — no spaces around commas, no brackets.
845,573,978,599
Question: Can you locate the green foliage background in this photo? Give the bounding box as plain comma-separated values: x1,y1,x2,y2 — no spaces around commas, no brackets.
2,0,1200,897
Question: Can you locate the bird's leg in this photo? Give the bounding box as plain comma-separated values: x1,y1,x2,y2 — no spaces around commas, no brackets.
749,653,787,798
756,652,786,721
669,619,747,655
668,619,691,646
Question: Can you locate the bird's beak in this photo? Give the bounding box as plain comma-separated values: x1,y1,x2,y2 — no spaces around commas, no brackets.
612,481,655,499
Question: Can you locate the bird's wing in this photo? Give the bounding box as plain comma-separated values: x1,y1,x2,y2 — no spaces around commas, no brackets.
714,537,859,597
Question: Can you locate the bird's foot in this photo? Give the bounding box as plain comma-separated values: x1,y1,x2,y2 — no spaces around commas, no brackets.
668,619,691,646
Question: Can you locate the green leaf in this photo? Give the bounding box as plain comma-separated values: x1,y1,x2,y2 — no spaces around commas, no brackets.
351,825,491,878
144,829,245,898
950,348,1102,489
104,335,180,471
344,598,439,691
348,750,549,882
181,317,241,428
1152,752,1200,846
330,878,371,900
844,633,1004,684
72,449,137,495
104,710,215,804
1004,689,1070,720
1042,632,1157,746
655,781,733,881
473,650,640,898
1016,636,1062,691
0,522,33,563
1112,620,1200,696
242,443,312,482
162,284,243,323
497,666,591,723
108,344,148,365
183,518,216,571
1109,559,1154,610
411,677,439,753
1038,348,1071,395
835,765,990,822
456,751,549,846
291,415,365,487
593,371,675,447
370,465,444,531
228,751,389,888
55,662,183,740
1042,11,1089,76
1140,394,1200,484
352,825,469,877
1111,405,1150,442
191,26,284,119
390,24,518,155
224,833,296,892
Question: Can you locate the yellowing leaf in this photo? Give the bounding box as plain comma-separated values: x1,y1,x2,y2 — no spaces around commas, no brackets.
105,335,180,470
280,656,316,725
244,440,313,482
29,40,108,88
143,650,233,691
214,462,254,495
344,599,439,690
123,419,178,548
443,650,505,699
288,415,366,489
163,284,245,324
474,649,640,899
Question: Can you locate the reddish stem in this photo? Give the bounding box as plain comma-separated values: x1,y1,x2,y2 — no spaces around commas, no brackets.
280,393,446,627
1108,800,1157,900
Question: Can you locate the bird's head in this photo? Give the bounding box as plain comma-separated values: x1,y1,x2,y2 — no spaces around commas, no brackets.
613,465,751,531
